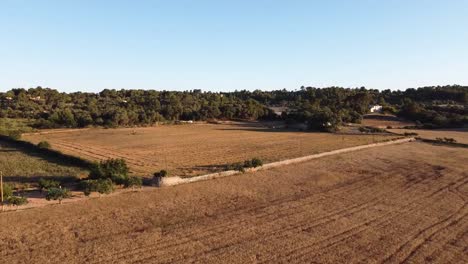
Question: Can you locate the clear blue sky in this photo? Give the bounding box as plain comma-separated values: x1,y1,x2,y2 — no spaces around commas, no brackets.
1,0,467,92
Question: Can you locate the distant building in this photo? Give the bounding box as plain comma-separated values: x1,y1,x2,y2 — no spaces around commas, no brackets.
269,106,289,116
369,105,383,113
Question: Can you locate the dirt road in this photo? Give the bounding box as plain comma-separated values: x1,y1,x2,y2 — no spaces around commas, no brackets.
0,142,467,263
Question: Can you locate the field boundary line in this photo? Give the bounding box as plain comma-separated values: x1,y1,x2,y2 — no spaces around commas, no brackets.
161,137,416,186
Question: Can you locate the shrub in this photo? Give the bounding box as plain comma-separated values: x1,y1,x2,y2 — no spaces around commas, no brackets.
7,130,22,140
45,187,71,204
403,132,418,136
124,176,142,189
81,179,114,196
1,183,13,199
444,137,457,143
7,196,28,207
38,178,60,192
37,141,51,149
153,170,168,178
89,159,129,185
251,158,263,168
227,162,245,173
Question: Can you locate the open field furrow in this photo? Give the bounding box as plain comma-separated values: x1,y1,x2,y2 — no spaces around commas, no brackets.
22,123,398,176
260,176,468,263
402,211,468,263
384,204,468,264
54,140,159,166
120,160,460,263
90,176,384,263
53,140,151,166
2,142,467,263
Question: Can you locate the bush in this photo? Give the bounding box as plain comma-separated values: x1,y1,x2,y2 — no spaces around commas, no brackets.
227,162,245,172
436,137,457,143
81,179,114,196
45,187,71,204
7,196,28,207
37,141,51,149
38,178,60,192
251,158,263,168
124,176,142,188
153,170,168,178
1,183,13,199
403,132,418,136
89,159,129,185
7,130,22,140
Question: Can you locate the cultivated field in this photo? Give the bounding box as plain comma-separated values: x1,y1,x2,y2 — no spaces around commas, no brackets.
361,114,414,128
1,142,466,263
389,128,468,144
0,140,85,183
23,122,398,177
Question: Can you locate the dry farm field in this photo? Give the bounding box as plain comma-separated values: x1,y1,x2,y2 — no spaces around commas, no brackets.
361,114,414,128
23,122,398,177
389,128,468,144
0,141,467,263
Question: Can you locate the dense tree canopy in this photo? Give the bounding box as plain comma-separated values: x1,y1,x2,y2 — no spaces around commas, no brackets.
0,85,467,130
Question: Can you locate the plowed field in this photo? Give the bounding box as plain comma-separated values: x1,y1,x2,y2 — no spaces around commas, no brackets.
1,142,467,263
23,123,397,177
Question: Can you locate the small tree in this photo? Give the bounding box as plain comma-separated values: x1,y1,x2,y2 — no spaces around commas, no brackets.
38,178,60,192
37,141,51,149
45,187,71,204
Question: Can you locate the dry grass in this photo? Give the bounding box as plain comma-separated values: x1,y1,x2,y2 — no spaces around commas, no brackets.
361,114,414,128
0,142,466,263
23,122,397,177
389,128,468,144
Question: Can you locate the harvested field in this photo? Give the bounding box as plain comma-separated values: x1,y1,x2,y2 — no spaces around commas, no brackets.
1,142,467,263
362,114,414,128
23,122,397,177
389,128,468,144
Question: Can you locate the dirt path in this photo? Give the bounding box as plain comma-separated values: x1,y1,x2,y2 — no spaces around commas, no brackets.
1,142,467,263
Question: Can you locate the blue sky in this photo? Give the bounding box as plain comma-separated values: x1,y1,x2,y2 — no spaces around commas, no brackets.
1,0,467,92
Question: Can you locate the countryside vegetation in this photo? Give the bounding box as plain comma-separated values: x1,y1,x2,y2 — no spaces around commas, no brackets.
1,85,467,131
0,85,467,263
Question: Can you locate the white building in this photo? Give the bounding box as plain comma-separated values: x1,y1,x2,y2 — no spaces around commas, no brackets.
369,105,383,113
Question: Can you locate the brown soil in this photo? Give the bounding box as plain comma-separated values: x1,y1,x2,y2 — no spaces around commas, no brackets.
23,122,397,177
1,142,467,263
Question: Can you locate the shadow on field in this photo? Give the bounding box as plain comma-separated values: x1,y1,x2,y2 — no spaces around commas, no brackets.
1,175,79,184
0,135,93,171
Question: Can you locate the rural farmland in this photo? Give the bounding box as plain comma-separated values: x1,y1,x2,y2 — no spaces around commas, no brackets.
23,122,398,177
1,142,467,263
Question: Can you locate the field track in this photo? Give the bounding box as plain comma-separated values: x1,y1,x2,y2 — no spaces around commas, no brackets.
1,142,467,263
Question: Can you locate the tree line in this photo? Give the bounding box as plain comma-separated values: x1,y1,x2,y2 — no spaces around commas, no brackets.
0,85,467,131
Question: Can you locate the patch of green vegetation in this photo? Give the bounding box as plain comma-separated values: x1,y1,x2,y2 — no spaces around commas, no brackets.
0,141,86,182
0,118,35,135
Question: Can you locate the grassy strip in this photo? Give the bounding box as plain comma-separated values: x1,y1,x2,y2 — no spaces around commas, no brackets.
0,135,94,170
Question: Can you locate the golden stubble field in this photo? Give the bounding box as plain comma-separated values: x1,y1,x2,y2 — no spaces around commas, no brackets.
0,142,466,263
23,122,397,177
